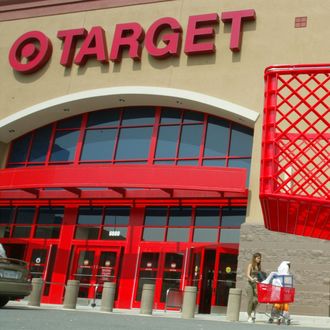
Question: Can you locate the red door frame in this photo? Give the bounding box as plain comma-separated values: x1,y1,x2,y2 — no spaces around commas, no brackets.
131,245,187,309
70,245,122,299
188,245,239,312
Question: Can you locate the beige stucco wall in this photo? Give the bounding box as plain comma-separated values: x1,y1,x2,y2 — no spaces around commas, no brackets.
0,0,329,224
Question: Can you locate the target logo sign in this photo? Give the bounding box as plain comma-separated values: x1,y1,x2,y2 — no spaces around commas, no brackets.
9,31,53,74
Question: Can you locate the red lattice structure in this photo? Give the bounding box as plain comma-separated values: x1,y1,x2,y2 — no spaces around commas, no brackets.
260,64,330,240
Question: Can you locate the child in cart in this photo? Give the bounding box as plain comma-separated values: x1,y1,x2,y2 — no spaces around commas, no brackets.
262,261,292,324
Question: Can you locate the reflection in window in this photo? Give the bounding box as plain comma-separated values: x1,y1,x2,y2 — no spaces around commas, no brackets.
204,118,229,157
116,127,152,161
29,125,52,162
50,130,79,162
219,229,241,243
81,129,116,161
230,124,253,157
155,126,179,158
6,107,253,179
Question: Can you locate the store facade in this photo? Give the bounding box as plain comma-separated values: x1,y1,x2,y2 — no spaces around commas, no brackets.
0,0,329,316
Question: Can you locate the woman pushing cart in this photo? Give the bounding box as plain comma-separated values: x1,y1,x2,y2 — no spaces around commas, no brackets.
257,261,295,325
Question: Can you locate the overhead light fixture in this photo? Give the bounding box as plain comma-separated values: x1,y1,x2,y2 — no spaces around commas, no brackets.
63,108,70,112
8,129,15,133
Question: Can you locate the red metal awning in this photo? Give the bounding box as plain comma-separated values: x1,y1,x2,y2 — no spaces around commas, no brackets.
0,164,248,202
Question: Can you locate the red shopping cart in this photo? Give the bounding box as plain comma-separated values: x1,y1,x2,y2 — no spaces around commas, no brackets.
257,275,295,325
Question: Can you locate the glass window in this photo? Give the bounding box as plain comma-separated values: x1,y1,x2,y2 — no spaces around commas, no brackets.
177,160,198,165
178,125,203,157
144,207,167,226
8,134,31,163
195,207,220,226
121,107,155,125
0,207,14,224
81,129,116,161
168,207,191,226
115,127,152,160
193,228,218,242
13,226,31,238
75,227,99,240
0,226,10,238
183,110,204,123
87,109,120,128
142,228,165,241
37,207,64,224
77,207,102,225
16,207,35,224
104,207,130,225
155,126,179,158
166,228,189,242
50,130,79,162
219,229,241,243
221,208,246,227
57,115,82,129
202,159,226,167
34,226,60,238
230,124,253,156
204,118,229,157
160,108,182,123
29,125,52,162
101,227,127,240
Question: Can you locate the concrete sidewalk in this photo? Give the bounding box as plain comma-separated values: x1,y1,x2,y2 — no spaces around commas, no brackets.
6,300,330,329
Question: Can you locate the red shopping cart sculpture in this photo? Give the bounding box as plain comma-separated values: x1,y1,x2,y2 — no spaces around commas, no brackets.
257,275,295,325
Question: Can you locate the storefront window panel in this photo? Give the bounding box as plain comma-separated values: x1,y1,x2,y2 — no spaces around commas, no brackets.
37,207,64,224
57,115,82,129
116,127,152,161
87,109,120,127
101,227,127,240
28,125,52,162
168,207,191,226
193,228,218,242
35,226,60,238
80,129,116,161
177,160,198,165
77,207,102,225
0,227,10,238
75,227,99,239
104,207,130,225
12,226,31,238
229,124,253,156
183,110,204,123
16,207,35,224
202,159,226,167
144,207,167,226
7,134,31,164
178,125,203,158
50,130,80,162
121,107,155,125
195,207,220,226
219,229,240,243
160,108,182,123
204,118,229,157
142,228,165,241
221,207,246,226
166,228,189,242
0,207,14,224
155,126,179,158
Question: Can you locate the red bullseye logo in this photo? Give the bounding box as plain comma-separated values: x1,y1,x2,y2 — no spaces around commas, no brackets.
9,31,53,74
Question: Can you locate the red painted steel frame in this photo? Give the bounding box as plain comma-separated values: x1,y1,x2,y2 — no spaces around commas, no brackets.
260,64,330,239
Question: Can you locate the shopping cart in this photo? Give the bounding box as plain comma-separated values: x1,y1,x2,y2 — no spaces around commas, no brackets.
257,275,295,325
